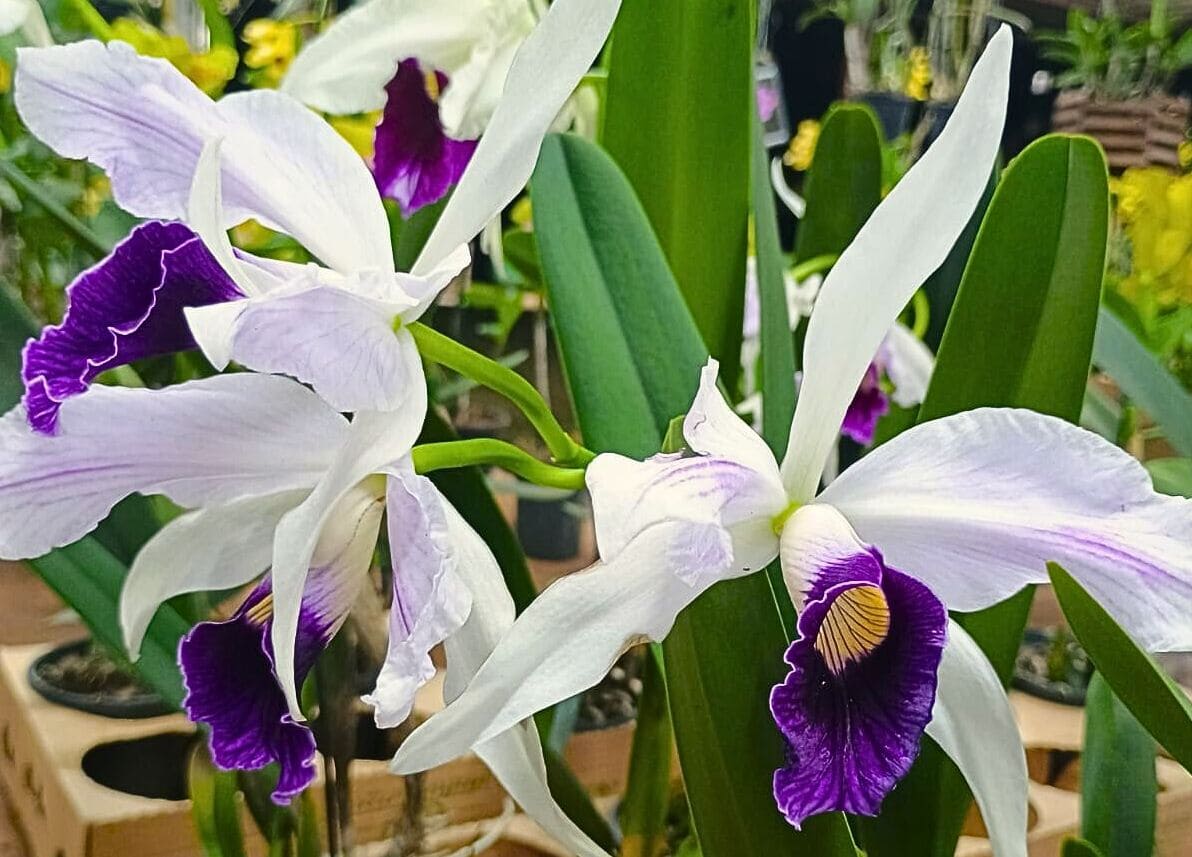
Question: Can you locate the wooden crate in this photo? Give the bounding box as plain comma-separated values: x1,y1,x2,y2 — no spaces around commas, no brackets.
1052,90,1189,172
956,691,1192,856
0,645,633,857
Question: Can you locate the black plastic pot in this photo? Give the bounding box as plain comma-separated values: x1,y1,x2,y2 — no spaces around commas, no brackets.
517,493,581,561
858,91,921,139
1012,629,1091,707
28,639,173,719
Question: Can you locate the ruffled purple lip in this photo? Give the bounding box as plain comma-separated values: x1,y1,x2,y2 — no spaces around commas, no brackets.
179,581,331,804
22,220,241,434
373,58,478,217
770,544,946,827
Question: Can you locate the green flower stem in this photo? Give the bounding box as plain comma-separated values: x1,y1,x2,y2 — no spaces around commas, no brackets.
411,438,588,491
409,322,593,467
0,159,111,258
790,252,839,282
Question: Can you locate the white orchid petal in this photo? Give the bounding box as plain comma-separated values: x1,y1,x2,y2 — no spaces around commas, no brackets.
218,289,426,413
475,725,611,857
16,41,391,272
683,358,784,487
882,322,935,408
188,137,262,296
392,523,719,774
436,2,535,139
779,26,1012,499
280,0,490,114
364,471,471,728
120,490,308,657
413,0,622,273
926,621,1028,857
427,500,610,856
0,375,346,559
271,399,427,720
821,408,1192,651
587,452,784,586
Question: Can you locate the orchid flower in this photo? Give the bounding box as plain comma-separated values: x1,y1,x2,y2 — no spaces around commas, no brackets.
280,0,588,215
741,264,934,445
13,0,617,424
0,373,610,855
390,28,1192,854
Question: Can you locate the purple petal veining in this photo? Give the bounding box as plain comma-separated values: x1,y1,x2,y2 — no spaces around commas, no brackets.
22,221,241,434
841,363,890,445
770,544,946,827
373,59,478,217
179,581,331,804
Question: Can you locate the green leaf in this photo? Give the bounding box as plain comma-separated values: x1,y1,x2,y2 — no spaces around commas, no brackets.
31,538,188,706
1064,838,1109,857
189,745,248,857
865,134,1109,857
1082,672,1156,857
794,104,883,262
533,130,855,857
1093,306,1192,457
602,0,752,392
619,648,673,857
531,134,705,457
1145,458,1192,497
1049,564,1192,774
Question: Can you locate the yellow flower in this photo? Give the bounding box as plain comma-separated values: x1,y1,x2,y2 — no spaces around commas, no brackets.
510,196,533,231
76,174,111,219
242,19,298,88
783,120,821,171
0,58,10,95
1180,140,1192,171
1113,167,1192,307
904,47,932,102
109,18,236,96
329,113,380,160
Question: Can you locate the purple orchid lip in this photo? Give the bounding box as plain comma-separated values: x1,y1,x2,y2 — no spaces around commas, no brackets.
21,220,241,434
841,362,890,446
373,58,478,217
770,544,946,827
179,580,332,804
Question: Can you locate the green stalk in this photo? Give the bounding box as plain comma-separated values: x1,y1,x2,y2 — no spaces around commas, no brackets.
412,438,587,491
0,159,111,257
409,322,592,467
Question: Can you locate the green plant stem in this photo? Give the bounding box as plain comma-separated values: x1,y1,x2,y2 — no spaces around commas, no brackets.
412,439,588,491
790,252,839,281
409,322,593,466
0,159,111,257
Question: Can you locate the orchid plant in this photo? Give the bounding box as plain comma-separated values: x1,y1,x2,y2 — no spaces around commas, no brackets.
0,2,1190,857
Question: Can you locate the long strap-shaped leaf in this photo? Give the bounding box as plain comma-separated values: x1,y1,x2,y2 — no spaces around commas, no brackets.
863,134,1109,856
532,132,855,856
602,0,752,394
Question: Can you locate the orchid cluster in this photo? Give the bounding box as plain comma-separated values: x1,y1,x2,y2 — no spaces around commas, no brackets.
1,4,1191,857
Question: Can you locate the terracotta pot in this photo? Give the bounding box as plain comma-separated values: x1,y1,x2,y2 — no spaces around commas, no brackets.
1051,89,1189,172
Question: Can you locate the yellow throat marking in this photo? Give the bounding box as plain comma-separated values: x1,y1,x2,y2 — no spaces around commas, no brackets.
814,584,891,674
424,71,441,102
245,593,274,626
